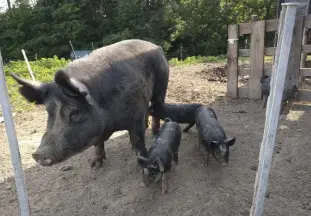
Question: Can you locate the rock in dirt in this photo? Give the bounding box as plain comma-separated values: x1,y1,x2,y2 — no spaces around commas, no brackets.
61,166,73,172
250,165,257,171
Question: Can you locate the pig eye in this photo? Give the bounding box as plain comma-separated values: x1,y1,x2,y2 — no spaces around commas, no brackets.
69,110,81,123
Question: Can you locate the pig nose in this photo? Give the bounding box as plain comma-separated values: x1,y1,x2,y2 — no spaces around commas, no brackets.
32,153,53,166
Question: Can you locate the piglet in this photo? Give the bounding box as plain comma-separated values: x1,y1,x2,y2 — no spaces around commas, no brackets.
148,100,214,133
195,106,235,166
137,118,181,194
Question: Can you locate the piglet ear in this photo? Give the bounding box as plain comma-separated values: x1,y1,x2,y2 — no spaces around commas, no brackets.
54,70,93,105
10,72,47,104
226,137,236,146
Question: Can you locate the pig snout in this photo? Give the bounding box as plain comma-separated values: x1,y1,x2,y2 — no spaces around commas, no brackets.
32,153,54,166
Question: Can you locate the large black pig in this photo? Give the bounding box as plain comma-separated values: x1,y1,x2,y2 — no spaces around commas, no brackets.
10,39,169,169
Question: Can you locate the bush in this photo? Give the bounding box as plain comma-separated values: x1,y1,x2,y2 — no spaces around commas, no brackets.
2,56,70,114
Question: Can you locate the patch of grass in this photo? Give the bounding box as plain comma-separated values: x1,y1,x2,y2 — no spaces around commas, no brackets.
1,56,70,115
169,55,226,66
169,55,274,67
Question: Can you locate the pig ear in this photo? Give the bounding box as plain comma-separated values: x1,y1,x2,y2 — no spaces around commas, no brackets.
226,137,236,146
164,118,172,123
10,72,47,104
54,70,93,105
155,157,164,172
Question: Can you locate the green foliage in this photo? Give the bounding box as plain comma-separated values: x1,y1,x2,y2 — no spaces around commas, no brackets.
2,56,70,114
0,0,277,61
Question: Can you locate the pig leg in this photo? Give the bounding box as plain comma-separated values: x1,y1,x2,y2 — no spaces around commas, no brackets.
151,116,160,136
261,94,268,109
129,113,149,149
183,122,195,132
129,120,148,158
90,143,106,169
203,151,210,167
173,152,179,165
161,172,168,194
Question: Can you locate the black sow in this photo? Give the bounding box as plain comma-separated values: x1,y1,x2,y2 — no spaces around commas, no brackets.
137,118,181,194
195,106,235,166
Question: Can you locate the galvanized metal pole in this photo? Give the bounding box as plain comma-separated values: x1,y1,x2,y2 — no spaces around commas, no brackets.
0,52,31,216
249,3,298,216
69,40,77,59
21,49,35,81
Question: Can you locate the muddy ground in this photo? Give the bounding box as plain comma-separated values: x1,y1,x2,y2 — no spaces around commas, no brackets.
1,63,311,216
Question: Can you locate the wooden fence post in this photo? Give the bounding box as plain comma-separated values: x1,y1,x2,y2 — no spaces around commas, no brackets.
227,24,239,98
287,15,304,86
249,16,265,100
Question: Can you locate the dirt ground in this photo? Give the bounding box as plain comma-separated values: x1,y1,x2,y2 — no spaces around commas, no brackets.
1,63,311,216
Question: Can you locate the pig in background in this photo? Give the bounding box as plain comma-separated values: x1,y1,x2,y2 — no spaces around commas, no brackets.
260,75,298,115
11,39,169,169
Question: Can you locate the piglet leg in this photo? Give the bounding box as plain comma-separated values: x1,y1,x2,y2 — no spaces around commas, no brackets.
90,143,106,169
161,172,168,194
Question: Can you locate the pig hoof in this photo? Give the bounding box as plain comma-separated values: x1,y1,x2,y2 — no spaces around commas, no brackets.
162,189,168,194
90,159,103,169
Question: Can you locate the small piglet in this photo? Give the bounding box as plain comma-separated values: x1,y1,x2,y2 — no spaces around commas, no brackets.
148,101,212,132
137,118,181,194
195,106,235,166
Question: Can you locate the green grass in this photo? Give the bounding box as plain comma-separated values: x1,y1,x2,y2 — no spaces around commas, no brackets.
168,55,275,67
1,56,70,115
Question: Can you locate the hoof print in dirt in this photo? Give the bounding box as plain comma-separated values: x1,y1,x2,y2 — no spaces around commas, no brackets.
137,118,181,194
61,166,73,172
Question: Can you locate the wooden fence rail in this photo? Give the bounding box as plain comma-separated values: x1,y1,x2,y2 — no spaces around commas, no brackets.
227,14,311,101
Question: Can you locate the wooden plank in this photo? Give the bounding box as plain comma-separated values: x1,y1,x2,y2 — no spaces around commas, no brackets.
238,87,249,98
238,67,272,76
249,20,265,99
266,19,279,32
239,19,279,35
0,52,31,215
238,67,250,76
239,49,250,57
227,24,239,98
301,44,311,53
303,14,311,27
297,89,311,101
239,23,252,35
238,47,276,57
265,47,276,55
300,68,311,76
250,4,298,216
287,15,304,85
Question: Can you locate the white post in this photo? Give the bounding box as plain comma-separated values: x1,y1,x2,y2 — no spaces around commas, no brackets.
69,40,77,59
249,3,298,216
21,49,35,81
0,52,31,215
